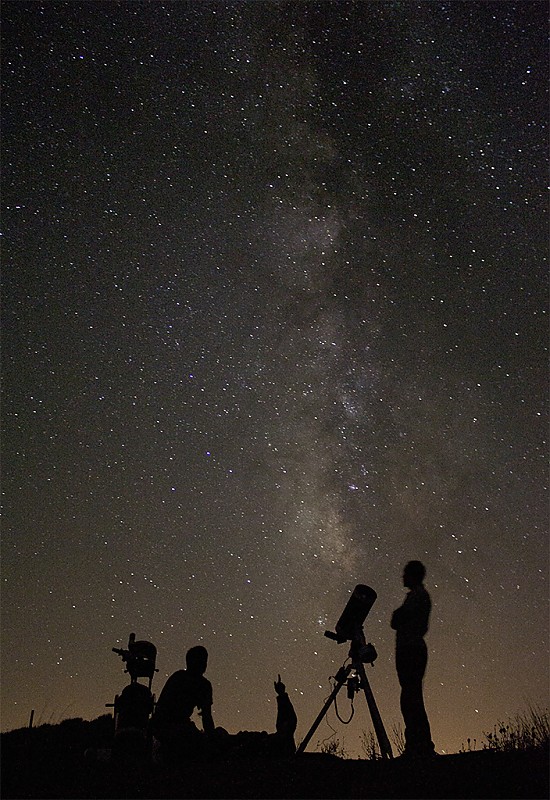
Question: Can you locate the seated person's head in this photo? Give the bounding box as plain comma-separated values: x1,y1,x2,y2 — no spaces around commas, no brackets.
186,645,208,675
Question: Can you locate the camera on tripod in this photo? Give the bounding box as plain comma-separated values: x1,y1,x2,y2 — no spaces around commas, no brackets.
112,633,158,685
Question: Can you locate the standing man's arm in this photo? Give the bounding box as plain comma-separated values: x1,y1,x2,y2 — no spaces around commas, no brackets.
391,595,411,630
390,606,402,630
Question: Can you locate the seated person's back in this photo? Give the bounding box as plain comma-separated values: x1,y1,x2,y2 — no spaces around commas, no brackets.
154,667,212,726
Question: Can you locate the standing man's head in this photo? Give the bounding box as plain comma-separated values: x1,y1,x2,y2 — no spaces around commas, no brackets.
186,645,208,675
403,560,426,589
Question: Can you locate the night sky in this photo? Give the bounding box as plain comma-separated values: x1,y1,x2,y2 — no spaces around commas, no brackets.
1,1,547,757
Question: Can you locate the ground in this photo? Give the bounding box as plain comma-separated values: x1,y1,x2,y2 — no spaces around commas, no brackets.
1,718,548,799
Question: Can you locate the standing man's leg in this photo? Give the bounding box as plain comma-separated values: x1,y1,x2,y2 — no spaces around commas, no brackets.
397,643,434,756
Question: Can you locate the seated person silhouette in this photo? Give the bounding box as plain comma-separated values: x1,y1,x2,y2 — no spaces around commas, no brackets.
216,675,297,758
152,645,214,762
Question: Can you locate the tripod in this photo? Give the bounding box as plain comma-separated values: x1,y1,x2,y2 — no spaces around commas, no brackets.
296,639,393,759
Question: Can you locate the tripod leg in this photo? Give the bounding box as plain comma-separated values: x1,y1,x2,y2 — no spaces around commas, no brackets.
296,665,351,755
356,662,393,759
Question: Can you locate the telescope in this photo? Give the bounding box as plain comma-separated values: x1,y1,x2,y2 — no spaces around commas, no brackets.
297,585,393,759
106,632,158,762
325,583,377,643
324,584,378,664
112,632,158,687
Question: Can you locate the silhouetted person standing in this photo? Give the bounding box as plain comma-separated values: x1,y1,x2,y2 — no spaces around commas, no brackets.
391,561,435,759
152,645,214,762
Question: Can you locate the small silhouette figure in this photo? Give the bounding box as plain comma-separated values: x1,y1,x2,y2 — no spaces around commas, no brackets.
152,645,214,762
272,674,298,751
391,560,435,759
215,675,298,757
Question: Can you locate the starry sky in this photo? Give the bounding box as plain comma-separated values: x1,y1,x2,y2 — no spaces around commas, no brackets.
1,1,547,757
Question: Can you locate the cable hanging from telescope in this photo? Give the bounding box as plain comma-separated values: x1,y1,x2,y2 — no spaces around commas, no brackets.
326,670,352,725
334,691,355,724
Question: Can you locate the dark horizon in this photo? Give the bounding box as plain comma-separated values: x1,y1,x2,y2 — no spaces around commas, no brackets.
2,712,549,799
